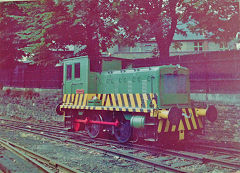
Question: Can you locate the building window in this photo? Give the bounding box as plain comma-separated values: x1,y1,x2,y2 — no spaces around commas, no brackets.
118,45,130,52
141,44,154,52
67,65,72,80
74,63,80,79
220,42,228,51
194,42,203,51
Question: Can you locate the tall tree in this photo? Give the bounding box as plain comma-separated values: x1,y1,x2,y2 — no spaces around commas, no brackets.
13,0,76,65
12,0,118,69
117,0,238,58
3,0,238,67
0,2,26,68
66,0,119,70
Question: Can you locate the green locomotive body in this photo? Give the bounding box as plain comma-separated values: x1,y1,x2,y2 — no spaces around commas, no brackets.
58,56,217,143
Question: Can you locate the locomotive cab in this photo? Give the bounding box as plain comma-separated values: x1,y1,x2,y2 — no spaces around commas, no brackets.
62,56,123,95
63,56,98,95
159,65,190,107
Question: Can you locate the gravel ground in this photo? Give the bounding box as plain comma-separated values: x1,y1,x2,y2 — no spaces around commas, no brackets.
0,127,162,173
0,89,240,143
0,90,240,172
0,122,238,173
202,104,240,143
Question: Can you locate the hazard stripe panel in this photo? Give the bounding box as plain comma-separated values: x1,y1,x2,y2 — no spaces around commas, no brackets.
61,93,203,132
157,108,204,133
61,105,151,113
61,93,158,110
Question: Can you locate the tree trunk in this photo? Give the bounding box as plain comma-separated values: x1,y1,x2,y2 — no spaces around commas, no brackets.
154,0,178,61
86,24,102,72
157,41,170,59
155,34,171,60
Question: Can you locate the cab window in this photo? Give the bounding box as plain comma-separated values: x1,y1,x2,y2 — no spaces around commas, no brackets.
75,63,80,79
67,65,72,80
163,74,187,93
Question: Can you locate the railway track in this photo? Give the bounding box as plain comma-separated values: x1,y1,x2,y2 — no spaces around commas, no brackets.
0,138,80,173
1,117,240,153
0,118,240,172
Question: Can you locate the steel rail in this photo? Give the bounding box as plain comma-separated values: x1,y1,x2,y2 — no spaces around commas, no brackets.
3,118,240,153
1,120,240,171
190,143,240,155
0,118,63,130
55,139,188,173
0,138,53,173
0,121,68,137
70,133,240,171
164,149,240,170
0,122,187,172
0,138,81,173
185,139,240,151
71,133,240,171
0,120,89,140
105,140,240,170
121,141,240,170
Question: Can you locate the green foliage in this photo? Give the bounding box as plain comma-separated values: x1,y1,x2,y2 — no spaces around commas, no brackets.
172,42,183,50
117,0,238,58
189,0,238,43
117,0,180,57
12,1,69,65
0,0,238,66
9,0,119,66
0,2,27,68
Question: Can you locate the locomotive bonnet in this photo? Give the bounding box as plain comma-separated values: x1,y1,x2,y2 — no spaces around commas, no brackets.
57,56,217,143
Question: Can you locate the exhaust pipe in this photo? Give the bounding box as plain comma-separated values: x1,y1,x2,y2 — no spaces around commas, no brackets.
195,105,218,122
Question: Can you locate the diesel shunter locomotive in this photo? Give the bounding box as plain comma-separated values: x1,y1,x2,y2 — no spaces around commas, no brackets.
57,56,217,143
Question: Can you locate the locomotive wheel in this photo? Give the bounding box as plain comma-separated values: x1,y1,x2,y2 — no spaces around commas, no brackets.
85,112,102,138
114,114,132,143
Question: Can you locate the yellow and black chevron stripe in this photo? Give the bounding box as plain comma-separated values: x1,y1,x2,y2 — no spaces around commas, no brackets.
61,93,204,134
157,108,203,133
60,93,158,113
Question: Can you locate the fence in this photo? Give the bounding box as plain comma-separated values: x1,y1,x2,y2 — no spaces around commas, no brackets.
0,64,62,89
133,50,240,93
1,50,240,93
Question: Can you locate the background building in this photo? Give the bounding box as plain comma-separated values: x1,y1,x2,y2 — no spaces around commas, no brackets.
106,30,234,59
